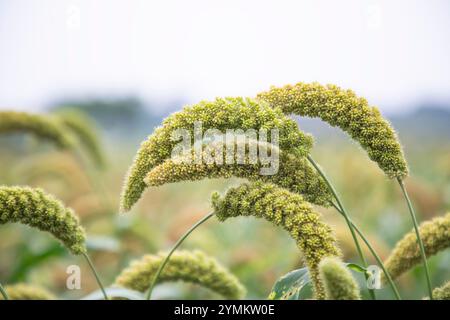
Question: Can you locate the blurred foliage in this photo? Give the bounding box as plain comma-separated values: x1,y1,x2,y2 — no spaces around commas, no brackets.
0,99,449,299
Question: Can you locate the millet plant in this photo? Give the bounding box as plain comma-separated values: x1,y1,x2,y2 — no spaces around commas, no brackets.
0,82,448,300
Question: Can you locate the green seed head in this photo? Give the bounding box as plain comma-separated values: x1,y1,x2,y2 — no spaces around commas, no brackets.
0,111,74,149
56,109,106,168
257,82,409,179
383,212,450,283
144,139,332,206
120,97,313,212
0,186,87,255
432,281,450,300
1,283,56,300
319,257,361,300
211,181,340,299
115,250,246,299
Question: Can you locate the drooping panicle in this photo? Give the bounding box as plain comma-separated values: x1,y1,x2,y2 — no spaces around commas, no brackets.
56,109,106,168
432,281,450,300
211,182,340,299
319,257,361,300
120,97,313,212
1,284,56,300
0,186,86,255
383,212,450,283
115,250,246,299
144,140,332,206
257,82,409,179
0,111,74,149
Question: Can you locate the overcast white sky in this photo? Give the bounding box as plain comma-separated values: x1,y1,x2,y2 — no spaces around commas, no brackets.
0,0,449,113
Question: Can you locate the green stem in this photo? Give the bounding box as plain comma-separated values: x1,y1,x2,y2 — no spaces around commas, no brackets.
0,282,9,300
307,155,375,300
146,212,215,300
82,252,109,300
331,202,402,300
397,178,433,299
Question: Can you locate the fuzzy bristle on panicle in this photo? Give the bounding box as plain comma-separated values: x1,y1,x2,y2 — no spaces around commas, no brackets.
432,281,450,300
144,140,332,206
0,111,74,149
211,182,340,299
120,97,313,212
0,186,86,255
1,283,56,300
382,212,450,283
257,82,409,179
319,257,361,300
115,250,246,299
55,109,106,168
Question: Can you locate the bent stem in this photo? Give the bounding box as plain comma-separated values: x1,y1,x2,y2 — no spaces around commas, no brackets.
0,282,9,300
397,178,433,299
331,202,402,300
307,155,375,299
82,252,109,300
146,212,215,300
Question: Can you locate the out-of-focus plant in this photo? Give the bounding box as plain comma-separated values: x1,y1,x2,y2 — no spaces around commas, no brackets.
115,250,246,299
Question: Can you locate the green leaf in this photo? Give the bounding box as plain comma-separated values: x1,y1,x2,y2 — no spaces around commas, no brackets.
346,263,367,274
268,267,311,300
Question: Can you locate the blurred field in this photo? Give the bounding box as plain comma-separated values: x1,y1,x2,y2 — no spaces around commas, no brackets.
0,102,449,300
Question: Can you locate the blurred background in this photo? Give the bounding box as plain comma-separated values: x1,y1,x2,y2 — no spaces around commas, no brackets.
0,0,449,299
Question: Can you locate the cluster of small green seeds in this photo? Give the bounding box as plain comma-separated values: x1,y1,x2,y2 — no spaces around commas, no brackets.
1,283,56,300
145,140,332,206
0,186,86,255
115,250,246,299
383,212,450,283
257,82,409,179
319,257,361,300
432,281,450,300
0,111,74,149
120,97,313,212
211,182,340,299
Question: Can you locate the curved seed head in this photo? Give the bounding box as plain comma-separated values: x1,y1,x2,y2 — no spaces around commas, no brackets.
1,283,56,300
319,257,361,300
120,97,313,212
257,82,408,179
383,212,450,283
211,182,340,299
432,281,450,300
115,250,246,299
56,109,106,168
0,186,87,255
0,111,74,149
144,139,332,206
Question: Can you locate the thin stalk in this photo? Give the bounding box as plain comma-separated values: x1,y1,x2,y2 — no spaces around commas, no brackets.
82,252,109,300
307,155,375,300
331,202,402,300
397,178,433,299
0,282,9,300
146,212,215,300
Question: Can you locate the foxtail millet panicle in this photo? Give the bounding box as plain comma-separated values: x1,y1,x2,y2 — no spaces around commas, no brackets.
144,139,332,206
120,97,313,212
115,250,246,299
382,212,450,283
56,109,106,168
0,186,86,255
1,283,56,300
0,111,74,149
211,181,341,299
432,281,450,300
257,82,409,179
319,257,361,300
